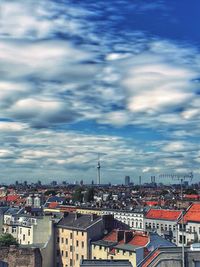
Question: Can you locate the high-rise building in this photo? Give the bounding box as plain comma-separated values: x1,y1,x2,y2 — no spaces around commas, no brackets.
125,176,130,186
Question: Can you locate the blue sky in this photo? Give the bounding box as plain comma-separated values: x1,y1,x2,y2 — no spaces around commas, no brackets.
0,0,200,184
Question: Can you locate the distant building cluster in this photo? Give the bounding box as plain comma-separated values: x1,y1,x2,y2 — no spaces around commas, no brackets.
0,180,200,266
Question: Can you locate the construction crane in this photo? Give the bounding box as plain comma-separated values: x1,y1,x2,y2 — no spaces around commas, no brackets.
159,171,193,200
159,171,193,267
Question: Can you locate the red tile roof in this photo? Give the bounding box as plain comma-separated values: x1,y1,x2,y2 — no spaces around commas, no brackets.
103,230,118,242
128,234,149,247
6,195,20,202
146,209,182,221
145,201,159,206
142,250,160,267
183,203,200,223
184,194,199,200
103,229,149,248
48,202,59,209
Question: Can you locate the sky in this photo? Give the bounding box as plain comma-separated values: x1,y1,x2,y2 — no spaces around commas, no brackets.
0,0,200,184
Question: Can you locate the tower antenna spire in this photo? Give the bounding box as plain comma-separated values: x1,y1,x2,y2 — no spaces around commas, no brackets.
97,154,101,185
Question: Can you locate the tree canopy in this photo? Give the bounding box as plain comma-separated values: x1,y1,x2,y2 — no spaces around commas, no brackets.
0,234,18,247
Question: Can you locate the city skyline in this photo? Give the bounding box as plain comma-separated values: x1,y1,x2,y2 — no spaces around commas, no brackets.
0,0,200,183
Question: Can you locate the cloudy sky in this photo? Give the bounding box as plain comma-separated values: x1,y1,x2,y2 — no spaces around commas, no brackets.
0,0,200,184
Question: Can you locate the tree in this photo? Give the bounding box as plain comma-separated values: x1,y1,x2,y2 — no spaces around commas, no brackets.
84,188,94,203
0,234,18,247
72,187,83,203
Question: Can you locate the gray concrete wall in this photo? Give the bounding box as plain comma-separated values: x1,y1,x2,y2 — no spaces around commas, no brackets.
0,246,42,267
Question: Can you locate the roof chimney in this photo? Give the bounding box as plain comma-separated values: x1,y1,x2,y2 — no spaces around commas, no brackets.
116,230,124,242
91,214,96,221
124,231,133,244
74,213,80,220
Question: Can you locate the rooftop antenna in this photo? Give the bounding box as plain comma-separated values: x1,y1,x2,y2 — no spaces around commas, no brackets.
97,154,101,185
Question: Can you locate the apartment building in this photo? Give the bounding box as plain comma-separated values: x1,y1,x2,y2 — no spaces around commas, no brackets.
91,229,175,267
178,203,200,246
77,207,145,231
91,229,148,267
3,213,53,245
55,213,110,267
144,209,182,244
101,209,145,231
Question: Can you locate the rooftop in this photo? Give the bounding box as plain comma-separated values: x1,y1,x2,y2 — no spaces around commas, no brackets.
57,213,101,230
146,209,182,221
183,203,200,223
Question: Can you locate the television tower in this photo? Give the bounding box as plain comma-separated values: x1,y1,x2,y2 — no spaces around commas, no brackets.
97,155,101,185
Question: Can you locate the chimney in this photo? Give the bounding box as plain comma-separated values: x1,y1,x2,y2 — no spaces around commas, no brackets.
74,213,81,220
91,214,96,221
63,212,69,217
124,231,133,244
116,230,124,242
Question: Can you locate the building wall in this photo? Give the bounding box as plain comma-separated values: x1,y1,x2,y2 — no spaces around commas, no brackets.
178,221,200,246
76,208,102,216
101,210,144,231
40,229,54,267
91,244,137,267
33,216,52,244
18,225,33,245
144,218,178,244
56,228,88,267
0,246,42,267
56,218,104,267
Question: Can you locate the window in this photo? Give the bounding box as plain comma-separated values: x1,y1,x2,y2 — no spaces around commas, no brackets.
76,231,78,235
76,240,79,247
61,238,64,243
65,251,68,257
57,237,60,243
61,250,64,256
70,246,73,252
76,254,79,260
70,259,72,267
70,233,72,239
23,234,25,241
82,241,84,248
82,232,84,236
66,238,68,245
81,255,84,260
28,229,30,236
20,228,22,234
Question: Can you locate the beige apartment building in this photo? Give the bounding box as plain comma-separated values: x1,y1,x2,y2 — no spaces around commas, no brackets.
55,213,111,267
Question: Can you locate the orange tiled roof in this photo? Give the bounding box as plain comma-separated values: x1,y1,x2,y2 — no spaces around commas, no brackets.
145,201,159,206
142,250,160,267
103,230,118,242
184,194,199,200
128,234,149,247
6,195,20,202
183,203,200,223
146,209,182,221
48,202,59,209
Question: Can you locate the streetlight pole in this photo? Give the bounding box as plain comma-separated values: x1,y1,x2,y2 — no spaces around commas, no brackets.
181,209,185,267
